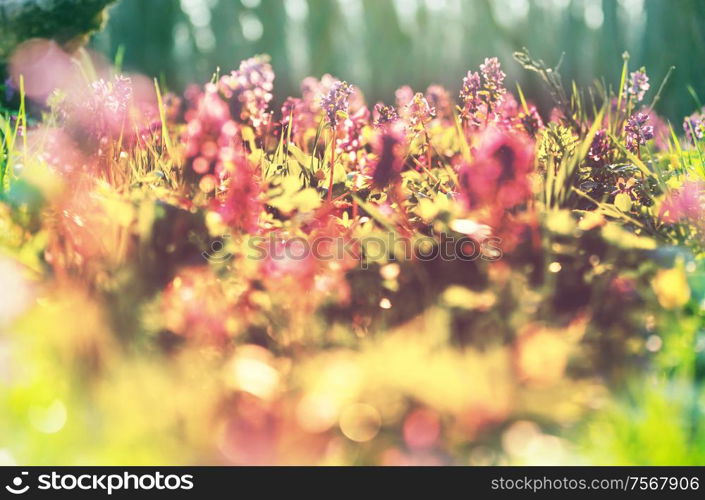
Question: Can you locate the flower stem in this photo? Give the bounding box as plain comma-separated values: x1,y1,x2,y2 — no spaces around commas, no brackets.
327,135,336,202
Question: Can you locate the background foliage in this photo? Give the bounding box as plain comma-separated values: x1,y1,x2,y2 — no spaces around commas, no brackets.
92,0,705,124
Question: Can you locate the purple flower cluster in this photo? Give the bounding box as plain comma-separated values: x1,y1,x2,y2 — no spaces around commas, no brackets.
403,92,435,129
625,68,649,103
459,71,483,118
336,107,369,155
518,105,543,138
321,80,353,128
88,75,133,116
219,55,275,130
281,75,334,139
459,57,506,124
395,85,414,108
480,57,506,96
586,129,611,168
683,109,705,144
425,84,453,121
625,112,654,153
373,103,400,128
81,75,133,140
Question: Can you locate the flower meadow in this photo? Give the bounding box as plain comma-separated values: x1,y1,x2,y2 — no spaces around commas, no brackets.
2,41,705,466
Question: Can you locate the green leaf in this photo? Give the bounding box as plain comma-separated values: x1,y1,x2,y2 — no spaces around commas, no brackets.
614,192,632,212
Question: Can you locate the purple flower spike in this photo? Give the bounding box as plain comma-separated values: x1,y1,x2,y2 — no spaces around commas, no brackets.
459,57,506,124
321,80,353,128
625,112,654,153
586,129,611,168
480,57,506,94
625,68,650,103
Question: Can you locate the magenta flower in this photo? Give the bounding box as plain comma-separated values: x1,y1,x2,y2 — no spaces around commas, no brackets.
659,180,705,224
395,85,414,108
337,106,370,154
215,156,262,232
370,123,406,189
182,82,237,180
280,96,307,134
458,128,533,212
518,105,543,138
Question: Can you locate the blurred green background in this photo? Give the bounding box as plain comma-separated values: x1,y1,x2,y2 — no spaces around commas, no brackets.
91,0,705,123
